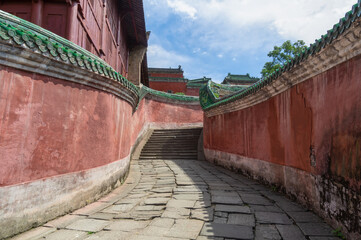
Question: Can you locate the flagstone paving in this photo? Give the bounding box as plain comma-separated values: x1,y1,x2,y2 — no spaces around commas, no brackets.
11,158,340,240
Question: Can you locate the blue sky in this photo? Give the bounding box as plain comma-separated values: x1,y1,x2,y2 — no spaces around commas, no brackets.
144,0,356,82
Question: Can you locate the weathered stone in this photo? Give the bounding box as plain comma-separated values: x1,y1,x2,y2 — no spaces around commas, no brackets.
166,199,196,208
89,212,116,220
173,193,204,200
213,216,227,223
276,225,307,240
276,200,306,212
211,195,242,205
104,220,150,232
308,237,342,240
215,204,251,213
83,230,130,240
240,193,273,205
287,211,322,223
194,200,212,208
200,223,253,239
255,212,292,224
102,204,135,213
191,208,214,221
297,223,334,236
227,213,255,226
249,204,283,213
214,211,228,218
166,219,204,239
134,205,166,211
255,225,281,240
41,230,87,240
150,218,175,228
161,207,190,218
44,215,86,228
65,219,110,232
144,198,169,205
10,227,56,240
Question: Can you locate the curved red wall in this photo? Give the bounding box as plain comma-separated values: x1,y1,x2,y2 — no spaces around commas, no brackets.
0,65,145,186
204,55,361,188
149,81,187,93
146,99,203,124
0,66,203,187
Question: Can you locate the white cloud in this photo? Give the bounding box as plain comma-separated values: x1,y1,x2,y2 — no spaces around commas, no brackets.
147,44,191,67
157,0,356,47
217,54,223,58
166,0,197,19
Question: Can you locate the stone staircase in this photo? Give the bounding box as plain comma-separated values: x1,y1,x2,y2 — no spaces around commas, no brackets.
140,128,202,160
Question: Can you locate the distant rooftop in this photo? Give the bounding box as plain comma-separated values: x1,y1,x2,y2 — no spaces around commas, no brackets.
187,77,211,88
222,73,259,85
148,65,183,74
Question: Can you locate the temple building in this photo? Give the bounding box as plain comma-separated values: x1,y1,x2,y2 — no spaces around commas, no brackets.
148,66,210,96
0,0,149,85
148,66,186,93
186,77,211,96
222,73,259,86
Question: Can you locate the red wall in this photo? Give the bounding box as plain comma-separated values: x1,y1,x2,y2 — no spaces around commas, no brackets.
149,72,184,78
146,99,203,124
0,65,144,186
0,65,203,187
185,88,200,96
0,0,129,76
149,81,187,94
204,55,361,191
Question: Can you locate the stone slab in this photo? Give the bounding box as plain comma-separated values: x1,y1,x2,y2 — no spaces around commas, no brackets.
65,219,110,232
200,223,253,239
215,204,251,213
255,225,281,240
211,195,242,205
166,199,196,208
42,229,88,240
150,218,175,228
166,219,204,239
287,211,322,223
191,208,214,221
297,223,334,236
104,220,150,232
255,212,292,224
227,213,255,226
10,227,56,240
249,205,283,213
144,198,169,205
240,193,273,205
276,225,306,240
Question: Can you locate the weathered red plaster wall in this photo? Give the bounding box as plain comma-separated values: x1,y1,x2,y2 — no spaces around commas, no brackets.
0,65,145,187
0,65,203,187
204,55,361,191
149,72,183,78
145,99,203,124
185,88,199,96
149,81,187,93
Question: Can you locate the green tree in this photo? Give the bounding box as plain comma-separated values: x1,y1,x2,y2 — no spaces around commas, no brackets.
261,40,307,78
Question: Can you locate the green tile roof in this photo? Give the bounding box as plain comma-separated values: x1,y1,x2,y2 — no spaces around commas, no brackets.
222,73,259,84
0,10,139,95
186,77,211,88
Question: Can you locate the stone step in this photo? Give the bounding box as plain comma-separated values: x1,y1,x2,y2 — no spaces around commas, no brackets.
144,143,198,146
139,156,198,160
141,149,198,152
140,128,202,161
140,153,198,156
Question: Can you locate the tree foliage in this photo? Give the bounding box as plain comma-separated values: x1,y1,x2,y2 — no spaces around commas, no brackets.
261,40,307,78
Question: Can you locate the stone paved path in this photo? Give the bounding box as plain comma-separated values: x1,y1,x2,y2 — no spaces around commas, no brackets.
12,158,340,240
